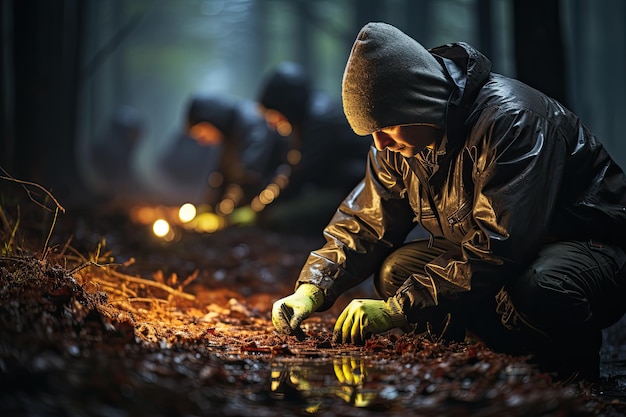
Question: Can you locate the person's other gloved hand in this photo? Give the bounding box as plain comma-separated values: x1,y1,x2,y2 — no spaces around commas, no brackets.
272,283,324,335
333,297,407,345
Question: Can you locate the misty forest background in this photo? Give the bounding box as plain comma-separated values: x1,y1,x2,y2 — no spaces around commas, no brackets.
1,0,625,211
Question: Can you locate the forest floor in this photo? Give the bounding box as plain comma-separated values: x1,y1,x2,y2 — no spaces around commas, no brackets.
1,187,625,417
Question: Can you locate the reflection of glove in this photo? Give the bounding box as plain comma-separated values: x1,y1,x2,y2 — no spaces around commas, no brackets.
334,356,366,386
333,298,407,345
272,284,324,335
228,206,257,225
333,357,377,407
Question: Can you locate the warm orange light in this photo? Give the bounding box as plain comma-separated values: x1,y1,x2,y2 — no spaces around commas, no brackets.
275,174,289,188
261,108,292,137
130,206,157,225
276,120,292,136
217,199,235,215
262,108,282,125
189,122,224,146
287,149,301,165
250,197,264,212
259,189,275,205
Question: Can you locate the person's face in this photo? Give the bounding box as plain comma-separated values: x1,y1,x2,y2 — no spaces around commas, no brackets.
188,122,224,146
258,106,292,137
371,124,443,158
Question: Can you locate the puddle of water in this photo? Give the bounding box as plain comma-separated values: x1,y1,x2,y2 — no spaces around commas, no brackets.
269,354,407,412
266,351,626,414
267,352,540,413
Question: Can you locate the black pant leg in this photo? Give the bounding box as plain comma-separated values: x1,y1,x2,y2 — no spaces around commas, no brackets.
498,240,626,381
375,237,467,341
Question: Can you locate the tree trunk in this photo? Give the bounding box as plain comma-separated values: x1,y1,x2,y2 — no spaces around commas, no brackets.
8,0,87,205
512,0,567,106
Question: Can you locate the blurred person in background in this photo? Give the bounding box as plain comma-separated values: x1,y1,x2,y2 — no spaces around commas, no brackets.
256,61,371,233
159,93,287,223
156,129,219,206
90,105,145,207
271,22,626,382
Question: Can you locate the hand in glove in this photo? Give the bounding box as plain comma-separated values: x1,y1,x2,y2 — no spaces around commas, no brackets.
272,283,324,336
333,297,407,345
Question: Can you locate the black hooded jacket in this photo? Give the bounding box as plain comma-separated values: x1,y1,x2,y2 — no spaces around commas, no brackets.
160,94,286,207
186,94,286,189
296,22,626,325
258,62,372,199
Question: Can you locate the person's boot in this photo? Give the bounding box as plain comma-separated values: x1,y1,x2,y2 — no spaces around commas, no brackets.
531,329,602,382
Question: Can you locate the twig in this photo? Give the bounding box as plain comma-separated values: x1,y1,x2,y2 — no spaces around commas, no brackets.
92,265,195,301
128,297,169,305
4,212,19,253
41,207,60,260
58,234,74,257
0,205,20,251
179,269,200,289
1,169,66,259
63,247,90,264
69,258,190,301
92,281,137,298
0,170,65,214
0,256,35,265
69,260,101,275
425,313,452,344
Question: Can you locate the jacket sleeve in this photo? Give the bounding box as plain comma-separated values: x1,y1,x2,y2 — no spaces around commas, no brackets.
295,147,417,311
236,103,279,180
396,105,569,324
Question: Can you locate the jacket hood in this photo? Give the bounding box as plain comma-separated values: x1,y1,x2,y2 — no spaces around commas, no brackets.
258,61,311,125
186,94,238,136
429,42,492,108
342,22,454,136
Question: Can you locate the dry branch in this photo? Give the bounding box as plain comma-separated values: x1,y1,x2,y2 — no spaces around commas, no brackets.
99,267,195,301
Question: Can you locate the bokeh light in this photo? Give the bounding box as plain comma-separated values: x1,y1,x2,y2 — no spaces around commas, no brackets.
179,203,197,223
153,219,171,237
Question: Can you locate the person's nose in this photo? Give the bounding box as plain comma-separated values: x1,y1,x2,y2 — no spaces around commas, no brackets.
372,131,394,151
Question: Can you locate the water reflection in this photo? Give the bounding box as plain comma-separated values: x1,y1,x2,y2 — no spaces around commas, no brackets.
270,354,398,412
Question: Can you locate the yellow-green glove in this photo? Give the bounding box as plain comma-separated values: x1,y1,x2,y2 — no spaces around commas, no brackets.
333,297,407,345
272,283,324,336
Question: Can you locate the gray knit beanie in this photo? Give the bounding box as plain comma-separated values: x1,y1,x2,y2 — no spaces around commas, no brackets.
342,22,453,136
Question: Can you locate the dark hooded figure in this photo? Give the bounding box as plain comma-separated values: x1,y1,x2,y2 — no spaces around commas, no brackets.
257,62,371,232
161,93,285,212
271,22,626,381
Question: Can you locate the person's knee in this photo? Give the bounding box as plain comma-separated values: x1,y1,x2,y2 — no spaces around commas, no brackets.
374,238,449,299
507,267,590,329
374,255,402,298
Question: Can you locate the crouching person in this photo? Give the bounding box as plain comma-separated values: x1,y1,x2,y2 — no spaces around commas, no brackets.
272,22,626,382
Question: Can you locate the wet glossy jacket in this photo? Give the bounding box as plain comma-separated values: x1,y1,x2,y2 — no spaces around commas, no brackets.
296,43,626,324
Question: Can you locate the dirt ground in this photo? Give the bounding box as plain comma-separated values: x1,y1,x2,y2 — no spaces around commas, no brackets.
1,194,626,417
